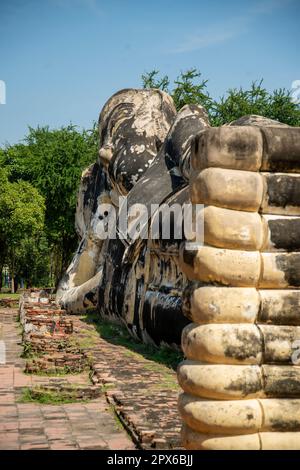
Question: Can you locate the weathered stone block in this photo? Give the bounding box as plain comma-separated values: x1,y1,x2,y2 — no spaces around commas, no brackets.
183,285,259,324
178,362,263,400
178,393,262,435
191,126,300,173
191,168,264,212
181,424,300,450
191,127,264,172
182,323,262,365
180,246,261,286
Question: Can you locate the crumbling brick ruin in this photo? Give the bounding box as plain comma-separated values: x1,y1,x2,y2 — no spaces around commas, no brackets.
57,89,300,449
20,290,89,374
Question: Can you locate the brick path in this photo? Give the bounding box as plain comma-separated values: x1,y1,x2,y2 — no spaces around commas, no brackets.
73,318,183,449
0,299,182,450
0,307,135,450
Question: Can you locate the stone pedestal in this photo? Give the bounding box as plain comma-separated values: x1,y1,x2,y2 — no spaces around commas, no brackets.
178,125,300,450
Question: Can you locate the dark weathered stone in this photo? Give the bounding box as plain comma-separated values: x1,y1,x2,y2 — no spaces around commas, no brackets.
259,290,300,325
261,127,300,172
260,325,300,364
267,217,300,251
275,253,300,287
264,173,300,212
263,366,300,397
229,115,289,128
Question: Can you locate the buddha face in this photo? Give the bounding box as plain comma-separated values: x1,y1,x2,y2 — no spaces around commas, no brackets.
98,88,176,196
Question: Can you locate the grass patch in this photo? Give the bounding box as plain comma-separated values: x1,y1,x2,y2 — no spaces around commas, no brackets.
108,404,127,432
0,293,20,299
143,362,179,391
100,383,116,393
149,376,179,391
68,328,99,351
19,387,88,404
81,313,183,370
21,342,36,358
24,365,83,376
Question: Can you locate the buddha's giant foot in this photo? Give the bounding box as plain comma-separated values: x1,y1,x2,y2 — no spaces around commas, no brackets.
178,124,300,450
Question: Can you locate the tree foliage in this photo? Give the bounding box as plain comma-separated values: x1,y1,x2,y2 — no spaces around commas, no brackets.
14,234,50,289
213,80,300,126
142,69,300,126
141,70,170,92
0,168,45,291
172,69,213,112
0,124,98,288
23,125,98,248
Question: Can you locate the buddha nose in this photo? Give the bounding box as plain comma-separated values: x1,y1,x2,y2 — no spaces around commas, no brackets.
99,145,113,166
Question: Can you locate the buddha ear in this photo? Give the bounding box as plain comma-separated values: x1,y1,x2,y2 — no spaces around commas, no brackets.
99,144,114,167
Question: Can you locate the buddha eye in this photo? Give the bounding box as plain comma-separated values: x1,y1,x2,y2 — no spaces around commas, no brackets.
99,210,109,220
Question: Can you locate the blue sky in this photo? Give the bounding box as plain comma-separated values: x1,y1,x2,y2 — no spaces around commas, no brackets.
0,0,299,145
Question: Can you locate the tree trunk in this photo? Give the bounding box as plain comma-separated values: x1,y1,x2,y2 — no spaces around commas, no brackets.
10,248,15,294
11,277,15,294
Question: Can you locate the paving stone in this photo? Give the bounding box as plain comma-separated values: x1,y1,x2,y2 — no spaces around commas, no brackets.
64,316,183,449
0,306,135,451
1,296,181,450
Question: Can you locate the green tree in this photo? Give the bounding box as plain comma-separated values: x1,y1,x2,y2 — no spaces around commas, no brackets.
141,70,300,126
212,80,300,126
141,70,170,92
142,68,212,112
0,168,9,288
0,169,45,292
172,68,213,112
1,124,98,285
14,234,50,288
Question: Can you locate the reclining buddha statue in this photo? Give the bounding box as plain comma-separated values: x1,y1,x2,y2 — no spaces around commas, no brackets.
57,88,300,449
57,88,210,346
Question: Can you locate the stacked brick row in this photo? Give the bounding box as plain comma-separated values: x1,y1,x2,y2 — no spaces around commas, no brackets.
20,290,86,374
20,291,70,343
0,298,19,308
178,126,300,450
